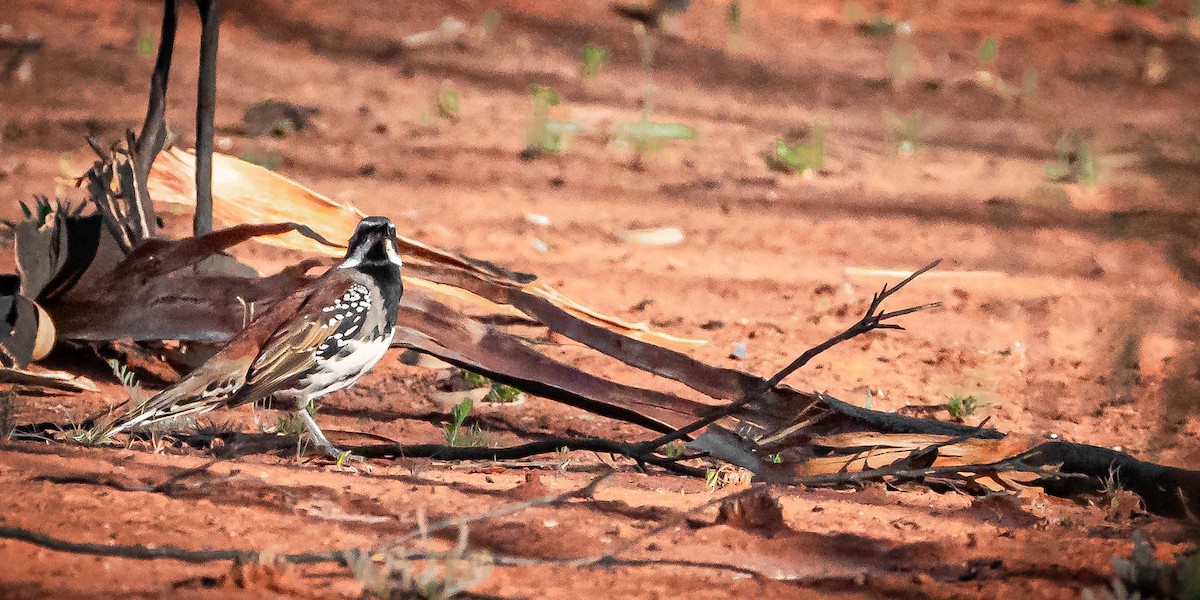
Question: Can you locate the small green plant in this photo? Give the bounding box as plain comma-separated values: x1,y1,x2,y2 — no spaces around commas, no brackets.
487,383,521,403
768,126,825,174
134,15,156,57
478,9,500,45
611,119,697,154
524,85,582,156
978,37,998,65
705,468,720,490
664,440,685,459
108,358,146,408
462,371,522,403
462,370,490,388
1044,132,1099,186
444,398,472,445
581,43,609,82
64,423,117,446
556,445,571,472
277,400,318,435
444,398,489,448
726,0,744,49
435,85,461,120
945,395,988,420
1084,532,1199,600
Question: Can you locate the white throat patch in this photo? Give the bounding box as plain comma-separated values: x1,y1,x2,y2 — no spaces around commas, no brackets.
340,238,403,269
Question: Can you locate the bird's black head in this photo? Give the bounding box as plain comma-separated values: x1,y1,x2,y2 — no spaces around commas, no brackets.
342,216,402,271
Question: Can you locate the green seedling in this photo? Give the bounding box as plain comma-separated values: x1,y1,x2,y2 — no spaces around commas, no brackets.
557,446,571,472
524,85,583,156
705,468,720,490
945,395,988,420
277,399,318,436
463,370,490,388
768,126,825,174
135,15,156,57
444,398,490,448
462,371,522,403
978,37,998,64
479,9,500,45
581,43,609,82
612,118,697,154
436,85,461,120
486,383,521,403
444,397,472,446
1045,132,1099,186
108,358,146,408
664,440,685,459
770,453,783,464
727,0,744,49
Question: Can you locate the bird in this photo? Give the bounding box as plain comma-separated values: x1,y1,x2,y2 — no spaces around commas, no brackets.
109,216,404,459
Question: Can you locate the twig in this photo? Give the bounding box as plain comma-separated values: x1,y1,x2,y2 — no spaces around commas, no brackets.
635,259,944,455
351,438,705,477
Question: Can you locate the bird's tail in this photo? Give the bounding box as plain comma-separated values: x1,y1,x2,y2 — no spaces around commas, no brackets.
108,375,235,437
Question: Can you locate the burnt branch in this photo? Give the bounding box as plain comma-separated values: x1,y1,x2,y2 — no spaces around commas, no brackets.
339,438,706,477
636,259,944,455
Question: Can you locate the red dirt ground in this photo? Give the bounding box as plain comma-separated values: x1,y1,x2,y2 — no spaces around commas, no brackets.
2,0,1199,597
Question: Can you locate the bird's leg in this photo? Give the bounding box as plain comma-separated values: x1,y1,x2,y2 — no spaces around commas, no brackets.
296,406,359,461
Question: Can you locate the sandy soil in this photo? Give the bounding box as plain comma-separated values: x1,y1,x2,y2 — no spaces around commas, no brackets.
1,0,1199,597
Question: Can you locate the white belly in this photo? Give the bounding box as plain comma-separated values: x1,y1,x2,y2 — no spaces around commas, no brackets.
301,333,394,398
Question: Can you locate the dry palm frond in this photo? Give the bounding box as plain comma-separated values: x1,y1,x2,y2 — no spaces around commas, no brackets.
147,148,705,348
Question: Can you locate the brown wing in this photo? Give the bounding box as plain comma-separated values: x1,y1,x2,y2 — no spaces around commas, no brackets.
228,275,361,405
110,273,332,432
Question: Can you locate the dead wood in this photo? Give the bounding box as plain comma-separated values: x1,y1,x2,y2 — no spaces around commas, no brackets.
1016,442,1200,520
132,0,176,223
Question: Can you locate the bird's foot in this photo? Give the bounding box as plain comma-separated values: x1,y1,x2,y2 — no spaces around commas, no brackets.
313,441,364,463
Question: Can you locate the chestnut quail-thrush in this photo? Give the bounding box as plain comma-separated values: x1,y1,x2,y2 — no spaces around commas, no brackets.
110,216,404,458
